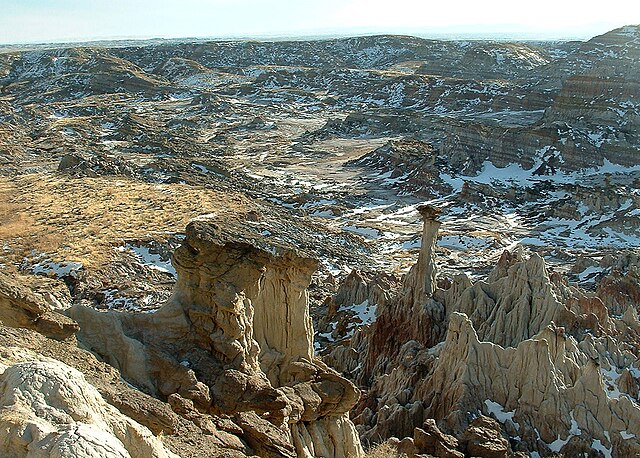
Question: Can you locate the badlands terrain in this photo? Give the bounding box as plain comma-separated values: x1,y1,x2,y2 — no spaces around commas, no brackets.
0,24,639,457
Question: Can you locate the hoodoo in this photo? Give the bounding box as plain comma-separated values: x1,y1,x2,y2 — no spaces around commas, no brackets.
411,205,442,302
68,216,364,458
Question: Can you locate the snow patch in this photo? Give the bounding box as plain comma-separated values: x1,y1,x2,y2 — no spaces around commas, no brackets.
30,259,83,278
591,439,612,458
116,244,176,277
351,299,377,325
600,366,624,399
620,431,635,440
343,225,380,239
483,399,515,423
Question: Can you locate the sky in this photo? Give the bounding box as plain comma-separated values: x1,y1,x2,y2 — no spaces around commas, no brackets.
1,0,639,44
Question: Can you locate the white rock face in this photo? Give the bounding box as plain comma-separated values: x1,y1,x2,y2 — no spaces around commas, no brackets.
0,355,177,458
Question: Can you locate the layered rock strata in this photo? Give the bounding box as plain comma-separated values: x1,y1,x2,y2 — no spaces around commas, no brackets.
440,26,640,175
68,217,364,458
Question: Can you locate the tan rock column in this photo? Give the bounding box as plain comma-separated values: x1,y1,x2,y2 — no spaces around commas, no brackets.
414,204,442,300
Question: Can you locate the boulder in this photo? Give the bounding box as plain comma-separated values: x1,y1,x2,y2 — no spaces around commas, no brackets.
462,416,509,458
413,420,463,458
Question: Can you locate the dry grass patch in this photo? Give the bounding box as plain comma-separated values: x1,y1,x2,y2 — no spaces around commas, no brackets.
0,173,251,269
364,442,408,458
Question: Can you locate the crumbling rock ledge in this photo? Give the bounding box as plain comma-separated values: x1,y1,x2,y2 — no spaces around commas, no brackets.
68,216,364,458
0,324,250,457
0,356,178,458
0,270,79,341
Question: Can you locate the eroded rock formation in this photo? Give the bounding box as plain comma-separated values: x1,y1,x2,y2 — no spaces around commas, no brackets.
405,205,441,303
356,205,446,386
439,25,640,175
331,205,640,457
68,217,364,458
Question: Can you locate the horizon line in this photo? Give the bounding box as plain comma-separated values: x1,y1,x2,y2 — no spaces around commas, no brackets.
0,28,600,49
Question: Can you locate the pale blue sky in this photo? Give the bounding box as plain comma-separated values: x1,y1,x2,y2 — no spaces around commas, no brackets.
1,0,639,44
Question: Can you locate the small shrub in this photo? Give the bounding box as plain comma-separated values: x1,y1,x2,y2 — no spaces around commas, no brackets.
364,442,408,458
